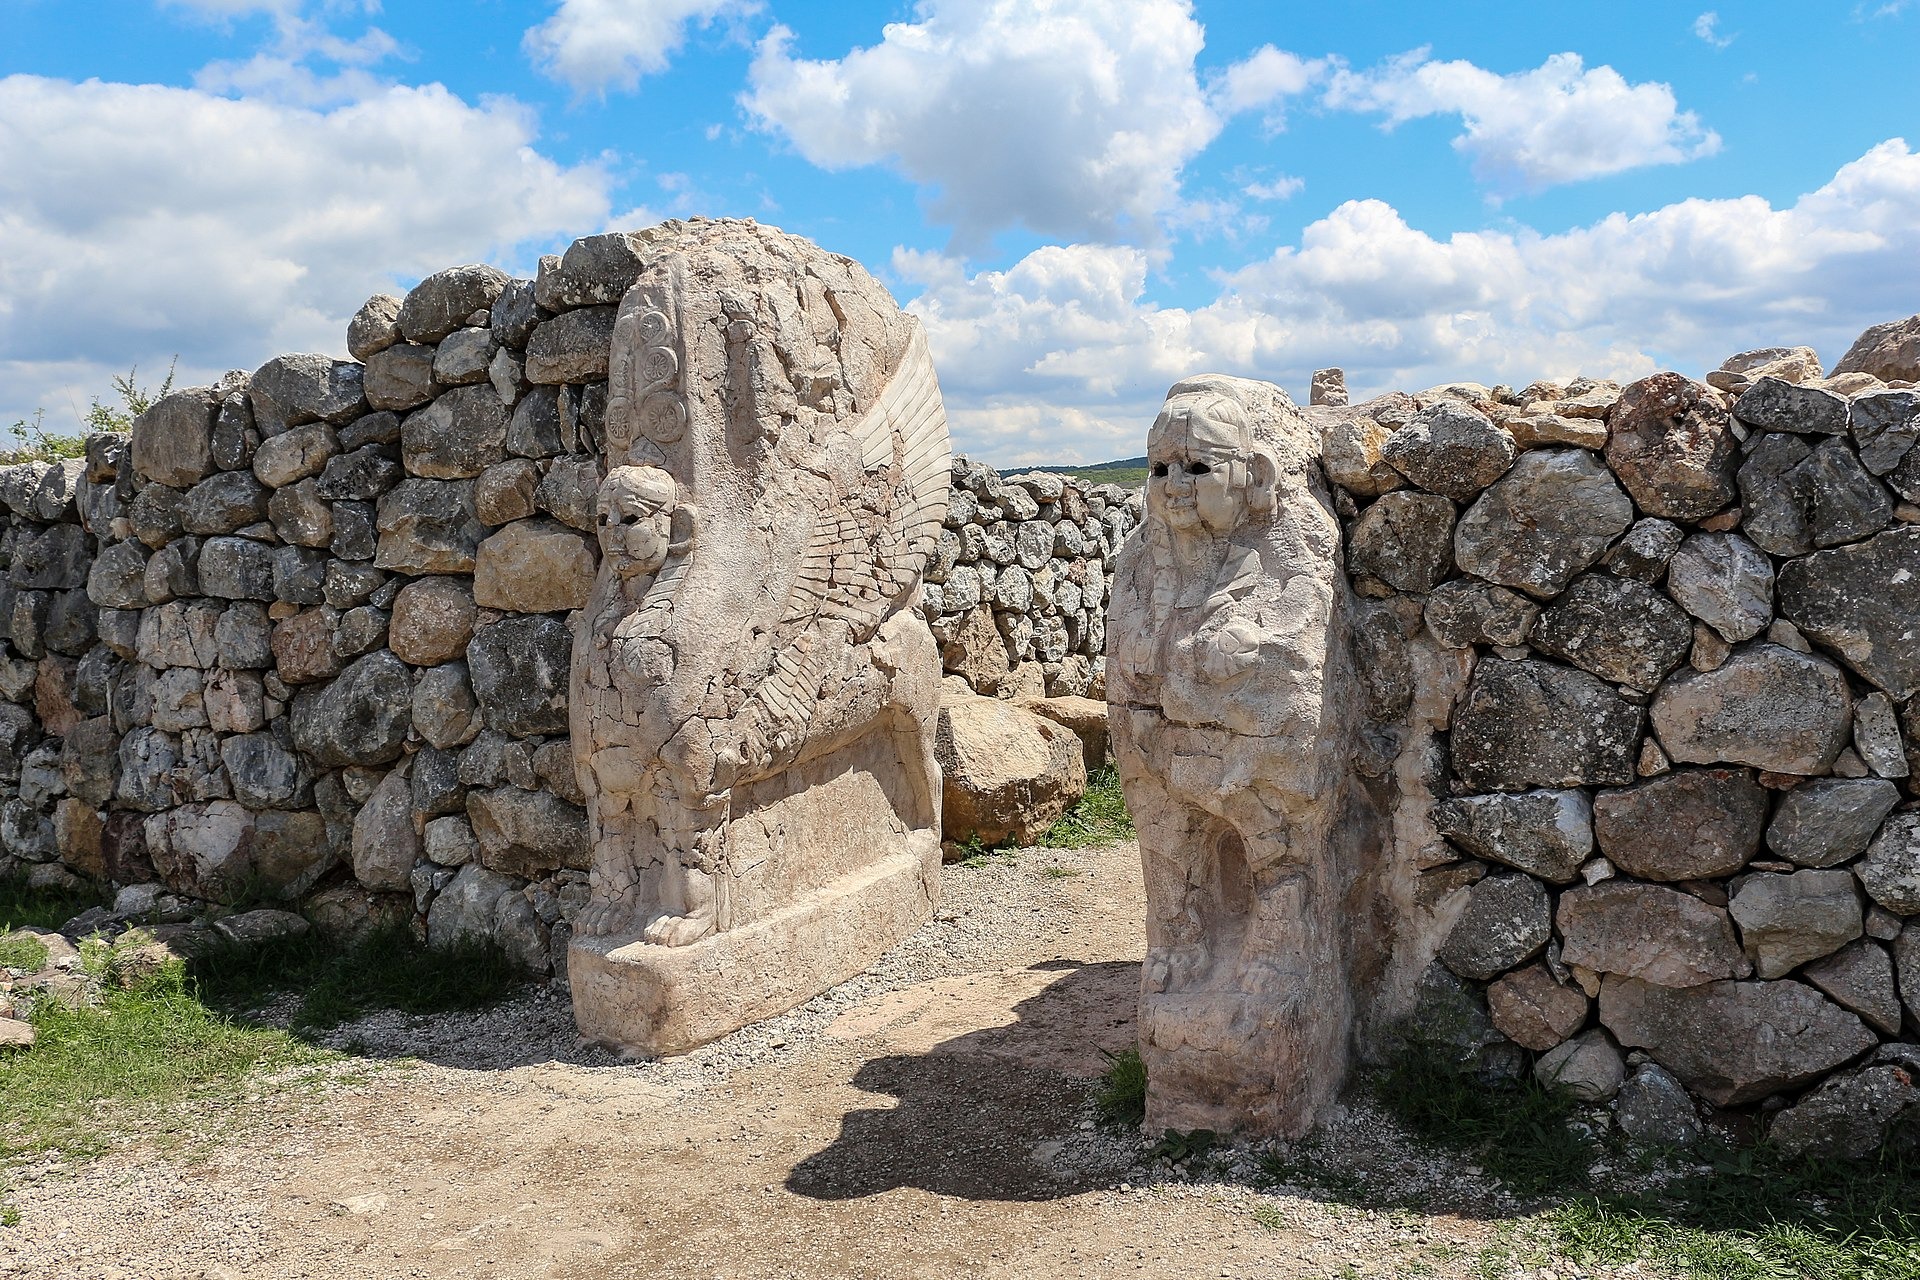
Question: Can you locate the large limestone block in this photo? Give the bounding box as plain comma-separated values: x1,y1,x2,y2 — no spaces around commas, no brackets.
1777,526,1920,701
1437,872,1549,982
1454,449,1632,599
351,769,418,893
1530,573,1692,691
1650,644,1852,775
1767,779,1900,867
1768,1050,1920,1161
1859,812,1920,916
374,479,485,575
251,354,366,428
1728,870,1863,979
936,693,1086,846
1559,882,1749,987
1431,789,1590,883
468,615,571,737
472,519,596,613
1599,975,1877,1105
1833,312,1920,383
467,786,588,879
1802,939,1903,1034
1591,769,1765,881
402,385,509,479
1380,401,1515,501
1449,658,1641,792
1664,533,1775,645
1018,694,1110,776
1487,962,1590,1050
1604,372,1740,520
566,221,948,1055
398,264,511,344
131,388,218,488
1346,491,1454,592
388,577,478,666
289,650,412,768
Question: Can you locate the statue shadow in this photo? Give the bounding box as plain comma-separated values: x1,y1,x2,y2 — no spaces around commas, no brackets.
786,957,1140,1203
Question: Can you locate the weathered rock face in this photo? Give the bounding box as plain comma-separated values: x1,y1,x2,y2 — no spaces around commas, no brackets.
1558,882,1749,987
1347,492,1454,593
468,615,570,737
1536,1029,1625,1102
1431,789,1590,883
935,693,1086,847
1382,402,1516,502
1591,769,1765,881
1729,870,1863,980
1649,644,1852,775
1605,372,1739,521
1833,312,1920,383
1665,533,1775,644
1777,526,1920,701
1530,573,1692,691
1858,813,1920,916
1422,578,1538,648
1766,778,1901,867
1487,962,1590,1051
1599,977,1876,1105
1449,659,1641,791
1453,450,1633,598
1439,873,1550,981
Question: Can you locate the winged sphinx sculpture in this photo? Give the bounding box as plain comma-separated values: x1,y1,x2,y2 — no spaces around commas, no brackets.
567,220,950,1054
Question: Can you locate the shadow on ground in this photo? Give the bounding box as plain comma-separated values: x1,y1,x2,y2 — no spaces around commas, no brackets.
787,958,1139,1202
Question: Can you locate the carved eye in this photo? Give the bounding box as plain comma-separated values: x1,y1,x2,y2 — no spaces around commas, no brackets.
1189,462,1211,476
1151,462,1169,478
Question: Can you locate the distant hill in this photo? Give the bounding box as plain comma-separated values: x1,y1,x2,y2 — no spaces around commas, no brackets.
1000,456,1147,488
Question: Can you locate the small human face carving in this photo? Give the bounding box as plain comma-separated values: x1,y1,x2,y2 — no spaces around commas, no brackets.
1148,409,1248,538
597,466,676,578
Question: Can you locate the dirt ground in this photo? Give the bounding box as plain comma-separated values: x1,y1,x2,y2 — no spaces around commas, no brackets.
2,842,1532,1280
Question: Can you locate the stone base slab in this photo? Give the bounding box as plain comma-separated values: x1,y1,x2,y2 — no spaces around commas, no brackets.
568,837,939,1055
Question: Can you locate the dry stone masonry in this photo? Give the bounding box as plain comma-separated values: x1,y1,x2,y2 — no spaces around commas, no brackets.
1116,333,1920,1154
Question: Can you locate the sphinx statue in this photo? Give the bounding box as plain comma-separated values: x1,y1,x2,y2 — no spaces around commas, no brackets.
568,220,950,1054
1106,374,1364,1138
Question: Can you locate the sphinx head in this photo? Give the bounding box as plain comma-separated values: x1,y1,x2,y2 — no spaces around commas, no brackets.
597,465,680,578
1145,388,1280,540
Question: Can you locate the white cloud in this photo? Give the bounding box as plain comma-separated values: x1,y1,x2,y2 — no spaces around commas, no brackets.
1243,175,1305,202
903,141,1920,465
742,0,1221,248
0,75,612,431
1210,45,1325,133
1692,12,1736,48
525,0,760,94
1324,49,1721,193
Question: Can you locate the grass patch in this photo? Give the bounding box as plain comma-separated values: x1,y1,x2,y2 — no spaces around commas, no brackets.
0,933,49,971
1539,1145,1920,1280
1040,766,1135,849
192,921,531,1030
0,877,107,934
0,935,323,1163
1094,1045,1148,1127
1040,865,1082,879
1373,1044,1590,1197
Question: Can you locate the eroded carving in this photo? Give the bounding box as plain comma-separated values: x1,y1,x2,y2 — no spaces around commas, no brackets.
1106,374,1362,1138
569,219,950,1053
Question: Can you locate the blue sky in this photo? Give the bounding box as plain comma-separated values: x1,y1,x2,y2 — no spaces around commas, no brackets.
2,0,1917,465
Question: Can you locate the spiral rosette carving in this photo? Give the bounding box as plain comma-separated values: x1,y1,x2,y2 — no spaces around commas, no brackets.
606,289,687,460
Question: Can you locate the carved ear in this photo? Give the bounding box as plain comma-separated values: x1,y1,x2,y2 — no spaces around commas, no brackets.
670,504,700,553
1246,451,1280,515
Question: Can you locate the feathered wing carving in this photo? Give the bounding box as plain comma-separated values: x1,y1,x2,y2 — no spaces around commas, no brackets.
738,322,951,762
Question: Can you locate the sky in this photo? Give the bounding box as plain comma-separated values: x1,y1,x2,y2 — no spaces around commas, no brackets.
1,1,1917,466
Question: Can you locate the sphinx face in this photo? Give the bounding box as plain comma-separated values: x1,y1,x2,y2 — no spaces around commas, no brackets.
597,466,676,578
1147,409,1249,540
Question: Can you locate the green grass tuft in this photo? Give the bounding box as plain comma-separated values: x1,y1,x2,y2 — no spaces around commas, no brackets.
192,921,531,1030
0,877,107,934
1094,1045,1148,1128
0,936,323,1163
1040,766,1135,849
0,933,49,972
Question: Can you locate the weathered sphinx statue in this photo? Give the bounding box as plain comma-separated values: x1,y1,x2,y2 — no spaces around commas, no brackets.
568,220,950,1054
1106,374,1366,1138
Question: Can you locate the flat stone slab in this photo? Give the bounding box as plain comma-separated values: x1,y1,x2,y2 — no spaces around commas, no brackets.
570,844,938,1055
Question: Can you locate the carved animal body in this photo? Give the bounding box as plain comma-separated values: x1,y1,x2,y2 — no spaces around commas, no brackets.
567,220,950,1053
1106,373,1363,1138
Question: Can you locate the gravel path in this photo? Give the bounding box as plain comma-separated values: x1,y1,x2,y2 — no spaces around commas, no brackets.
1,842,1577,1280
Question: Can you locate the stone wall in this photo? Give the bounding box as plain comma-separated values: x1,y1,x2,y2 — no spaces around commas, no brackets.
1319,354,1920,1156
918,458,1137,701
0,234,1134,978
